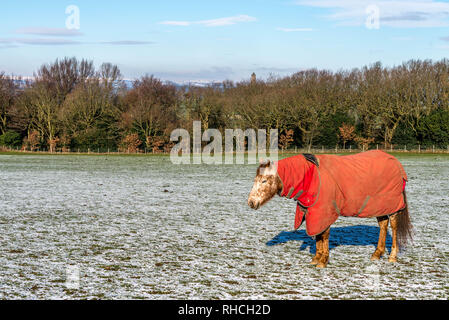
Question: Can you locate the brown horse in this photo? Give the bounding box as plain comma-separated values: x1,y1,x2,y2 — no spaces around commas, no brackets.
248,151,413,268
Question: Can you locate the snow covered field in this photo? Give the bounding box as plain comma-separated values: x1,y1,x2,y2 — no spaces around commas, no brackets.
0,154,447,299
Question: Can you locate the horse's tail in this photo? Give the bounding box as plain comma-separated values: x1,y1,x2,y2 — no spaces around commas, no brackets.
397,190,413,248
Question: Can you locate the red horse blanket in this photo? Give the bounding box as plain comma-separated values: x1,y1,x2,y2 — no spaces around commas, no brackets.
276,150,407,236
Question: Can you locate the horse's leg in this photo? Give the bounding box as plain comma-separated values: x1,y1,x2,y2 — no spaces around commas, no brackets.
388,213,399,263
311,235,323,265
316,227,330,268
371,216,389,260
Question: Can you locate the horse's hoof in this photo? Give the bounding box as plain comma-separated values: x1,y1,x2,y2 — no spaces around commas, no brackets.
371,253,382,261
388,257,397,263
316,263,327,268
371,249,384,261
310,258,319,265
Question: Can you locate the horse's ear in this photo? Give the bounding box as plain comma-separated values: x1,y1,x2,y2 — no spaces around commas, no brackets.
270,160,278,172
259,158,270,167
260,160,278,176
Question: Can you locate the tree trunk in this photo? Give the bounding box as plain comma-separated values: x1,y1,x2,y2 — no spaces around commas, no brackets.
0,115,6,135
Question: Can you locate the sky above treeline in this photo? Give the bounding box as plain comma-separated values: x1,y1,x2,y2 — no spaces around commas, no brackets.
1,0,449,82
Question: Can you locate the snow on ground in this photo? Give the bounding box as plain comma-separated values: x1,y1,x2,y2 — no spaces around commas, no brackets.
0,154,447,299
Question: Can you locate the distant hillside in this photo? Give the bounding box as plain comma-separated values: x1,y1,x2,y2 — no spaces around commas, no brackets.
15,78,222,90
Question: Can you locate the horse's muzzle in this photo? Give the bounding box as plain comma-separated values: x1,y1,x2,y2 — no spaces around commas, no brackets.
248,199,260,210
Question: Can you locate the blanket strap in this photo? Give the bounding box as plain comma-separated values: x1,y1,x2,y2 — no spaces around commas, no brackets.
300,153,321,209
293,153,322,230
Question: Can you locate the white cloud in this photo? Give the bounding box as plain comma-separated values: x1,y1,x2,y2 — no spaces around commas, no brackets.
0,38,153,47
0,37,81,45
160,21,191,26
276,27,314,32
295,0,449,27
159,14,257,27
100,40,154,45
15,27,84,36
199,15,257,26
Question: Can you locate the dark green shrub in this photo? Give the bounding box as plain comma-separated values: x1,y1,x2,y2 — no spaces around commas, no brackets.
417,109,449,148
0,131,22,148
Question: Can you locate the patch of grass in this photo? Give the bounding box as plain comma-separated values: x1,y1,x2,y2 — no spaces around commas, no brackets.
228,291,245,297
50,279,65,283
280,151,449,157
8,249,24,254
118,256,132,262
101,265,121,271
154,261,181,268
276,290,300,295
2,149,449,159
198,279,211,286
0,151,169,157
92,293,106,299
147,290,172,295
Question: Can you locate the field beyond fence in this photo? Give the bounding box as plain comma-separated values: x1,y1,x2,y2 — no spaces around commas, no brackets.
1,144,449,156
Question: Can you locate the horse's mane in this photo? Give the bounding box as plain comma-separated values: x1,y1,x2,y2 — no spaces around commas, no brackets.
256,161,271,176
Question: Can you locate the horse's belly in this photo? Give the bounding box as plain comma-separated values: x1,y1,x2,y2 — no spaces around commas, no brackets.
338,192,405,217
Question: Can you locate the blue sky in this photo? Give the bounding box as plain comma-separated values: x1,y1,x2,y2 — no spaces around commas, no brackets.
1,0,449,82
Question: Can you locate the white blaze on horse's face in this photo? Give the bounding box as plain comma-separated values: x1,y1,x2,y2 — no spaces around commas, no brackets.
248,160,280,210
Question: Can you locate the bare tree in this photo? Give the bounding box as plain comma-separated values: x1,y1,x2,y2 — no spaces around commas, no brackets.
60,79,116,135
123,75,177,148
36,57,79,102
23,81,59,152
2,57,449,152
98,63,122,90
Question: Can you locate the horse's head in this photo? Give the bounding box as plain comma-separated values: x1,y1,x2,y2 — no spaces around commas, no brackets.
248,159,283,210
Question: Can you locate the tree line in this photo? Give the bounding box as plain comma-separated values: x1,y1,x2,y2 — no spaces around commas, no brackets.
0,57,448,153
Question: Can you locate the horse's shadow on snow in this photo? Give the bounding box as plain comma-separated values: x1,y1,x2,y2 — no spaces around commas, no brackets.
266,225,392,254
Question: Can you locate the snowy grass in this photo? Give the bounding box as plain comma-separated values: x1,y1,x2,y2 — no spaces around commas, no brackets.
0,154,447,299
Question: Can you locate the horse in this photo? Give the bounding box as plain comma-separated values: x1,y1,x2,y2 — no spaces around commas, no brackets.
248,150,413,268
